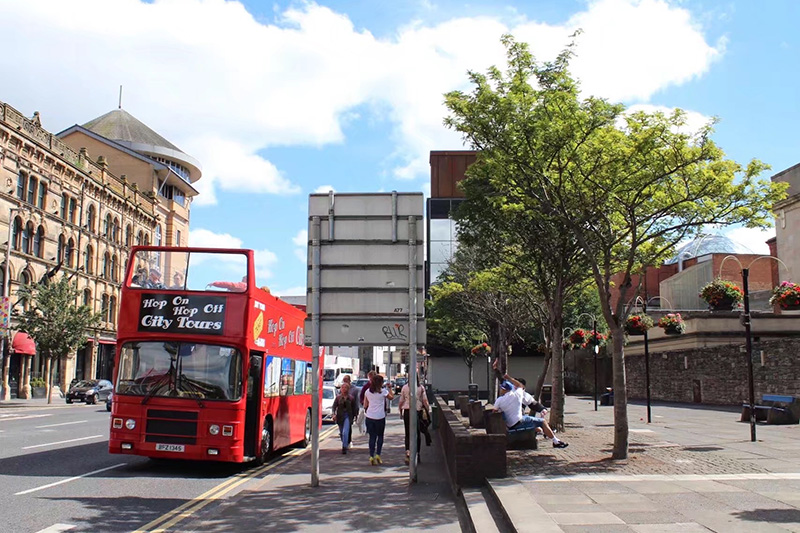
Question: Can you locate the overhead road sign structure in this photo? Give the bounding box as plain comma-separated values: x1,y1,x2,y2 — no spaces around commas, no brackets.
305,192,425,347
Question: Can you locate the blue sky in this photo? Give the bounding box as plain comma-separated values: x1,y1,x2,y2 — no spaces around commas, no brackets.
0,0,797,295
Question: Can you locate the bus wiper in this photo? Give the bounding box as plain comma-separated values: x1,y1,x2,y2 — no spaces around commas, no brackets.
141,372,172,405
177,375,206,408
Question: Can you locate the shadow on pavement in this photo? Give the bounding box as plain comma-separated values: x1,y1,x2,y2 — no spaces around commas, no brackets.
733,508,800,523
39,496,188,532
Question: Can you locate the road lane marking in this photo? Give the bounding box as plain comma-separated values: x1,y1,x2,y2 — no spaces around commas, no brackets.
15,463,126,496
22,434,104,450
134,425,339,533
0,414,53,422
36,420,88,429
35,524,76,533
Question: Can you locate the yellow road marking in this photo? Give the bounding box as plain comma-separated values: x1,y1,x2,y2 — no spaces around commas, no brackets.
134,425,338,533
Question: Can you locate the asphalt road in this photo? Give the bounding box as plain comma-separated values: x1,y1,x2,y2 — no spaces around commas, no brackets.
0,402,305,533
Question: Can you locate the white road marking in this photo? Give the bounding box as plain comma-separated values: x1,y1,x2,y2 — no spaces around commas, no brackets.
630,429,655,433
22,434,104,450
36,420,88,429
35,524,76,533
0,414,53,422
16,463,125,496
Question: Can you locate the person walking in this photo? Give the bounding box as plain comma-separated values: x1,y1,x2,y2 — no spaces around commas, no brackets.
363,374,394,465
398,376,431,465
332,383,357,454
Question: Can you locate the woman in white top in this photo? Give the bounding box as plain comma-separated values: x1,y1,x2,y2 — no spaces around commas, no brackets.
398,377,431,464
363,374,394,465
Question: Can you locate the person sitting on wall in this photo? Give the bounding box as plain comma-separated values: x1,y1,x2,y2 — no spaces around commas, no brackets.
493,379,568,449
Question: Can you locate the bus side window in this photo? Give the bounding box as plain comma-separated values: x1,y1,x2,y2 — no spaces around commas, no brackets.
280,358,294,397
304,363,313,394
264,356,280,397
294,361,305,395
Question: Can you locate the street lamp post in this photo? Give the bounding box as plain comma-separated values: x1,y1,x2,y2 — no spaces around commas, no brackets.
1,208,18,401
575,314,600,411
643,298,652,424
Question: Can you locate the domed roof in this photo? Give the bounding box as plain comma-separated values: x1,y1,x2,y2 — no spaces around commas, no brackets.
83,109,182,152
665,233,754,264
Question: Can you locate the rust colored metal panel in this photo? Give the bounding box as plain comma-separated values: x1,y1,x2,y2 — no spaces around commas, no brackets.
429,151,476,198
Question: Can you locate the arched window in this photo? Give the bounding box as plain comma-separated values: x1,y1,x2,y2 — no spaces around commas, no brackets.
111,254,118,282
101,294,109,323
113,218,120,243
66,238,75,268
17,173,27,200
12,217,23,250
60,193,68,219
144,234,150,246
125,225,132,246
69,197,77,224
136,230,143,246
85,245,94,274
27,177,37,205
58,234,65,261
21,221,32,254
156,225,162,246
33,226,44,257
104,213,111,238
86,204,96,233
83,288,92,307
37,183,47,209
19,270,31,311
109,295,117,325
102,252,110,278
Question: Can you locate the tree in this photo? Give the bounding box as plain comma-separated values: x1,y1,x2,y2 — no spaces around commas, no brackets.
444,35,786,458
15,276,101,404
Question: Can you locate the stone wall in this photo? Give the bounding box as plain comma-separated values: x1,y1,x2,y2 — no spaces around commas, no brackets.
625,339,800,406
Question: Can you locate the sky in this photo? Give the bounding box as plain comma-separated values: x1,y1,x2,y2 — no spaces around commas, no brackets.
1,0,797,295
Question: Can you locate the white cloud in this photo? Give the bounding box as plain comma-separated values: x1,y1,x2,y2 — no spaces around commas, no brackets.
189,228,278,282
724,226,774,255
622,104,713,136
292,229,308,263
0,0,724,195
276,285,308,297
313,185,336,193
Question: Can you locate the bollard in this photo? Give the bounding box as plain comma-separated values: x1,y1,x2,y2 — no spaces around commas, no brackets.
457,395,470,417
468,401,485,428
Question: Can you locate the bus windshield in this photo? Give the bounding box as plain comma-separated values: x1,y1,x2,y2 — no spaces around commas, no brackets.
127,248,249,293
116,341,243,401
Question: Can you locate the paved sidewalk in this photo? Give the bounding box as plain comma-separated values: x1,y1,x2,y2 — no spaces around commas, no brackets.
489,396,800,532
184,409,466,532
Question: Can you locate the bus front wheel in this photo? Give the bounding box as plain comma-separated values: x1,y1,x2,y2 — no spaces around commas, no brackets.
256,418,273,465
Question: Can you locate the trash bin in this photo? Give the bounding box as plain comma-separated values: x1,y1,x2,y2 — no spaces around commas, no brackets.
600,387,614,406
540,384,552,408
468,383,479,402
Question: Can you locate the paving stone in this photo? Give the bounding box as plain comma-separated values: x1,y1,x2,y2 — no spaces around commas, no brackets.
630,523,710,533
613,511,690,524
560,525,636,533
550,512,625,525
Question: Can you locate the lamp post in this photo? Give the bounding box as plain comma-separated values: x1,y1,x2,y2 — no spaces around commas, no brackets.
719,254,790,443
576,313,600,411
1,207,19,401
643,298,652,424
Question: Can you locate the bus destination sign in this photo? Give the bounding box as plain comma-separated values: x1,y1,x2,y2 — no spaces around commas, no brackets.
139,294,227,335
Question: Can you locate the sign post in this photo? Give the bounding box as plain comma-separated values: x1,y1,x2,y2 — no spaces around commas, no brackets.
306,192,426,485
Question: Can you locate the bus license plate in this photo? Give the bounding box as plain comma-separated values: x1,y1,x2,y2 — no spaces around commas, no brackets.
155,443,185,452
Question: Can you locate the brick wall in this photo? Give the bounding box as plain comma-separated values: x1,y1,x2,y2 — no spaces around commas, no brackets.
624,339,800,406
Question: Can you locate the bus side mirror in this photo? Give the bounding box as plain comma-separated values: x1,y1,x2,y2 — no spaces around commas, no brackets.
249,355,263,378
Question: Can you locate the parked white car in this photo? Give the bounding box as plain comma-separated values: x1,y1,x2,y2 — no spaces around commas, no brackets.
321,385,336,423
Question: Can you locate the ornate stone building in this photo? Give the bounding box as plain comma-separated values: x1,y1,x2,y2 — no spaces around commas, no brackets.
0,100,201,399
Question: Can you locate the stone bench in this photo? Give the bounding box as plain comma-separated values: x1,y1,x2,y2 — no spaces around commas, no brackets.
484,410,537,450
743,394,800,425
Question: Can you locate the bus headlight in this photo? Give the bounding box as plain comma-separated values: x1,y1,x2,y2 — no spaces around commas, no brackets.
209,424,220,436
125,419,136,430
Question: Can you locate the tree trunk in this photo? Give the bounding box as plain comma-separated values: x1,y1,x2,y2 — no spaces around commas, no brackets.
45,357,53,405
610,327,628,459
549,326,565,432
535,350,552,400
468,362,474,384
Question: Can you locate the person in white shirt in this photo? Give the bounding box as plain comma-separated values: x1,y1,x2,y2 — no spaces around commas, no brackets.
363,374,394,465
398,377,432,464
494,378,568,448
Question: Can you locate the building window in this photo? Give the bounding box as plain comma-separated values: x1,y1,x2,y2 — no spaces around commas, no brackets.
17,173,26,201
144,234,150,246
61,194,68,219
102,252,110,278
21,221,33,254
33,226,44,257
58,234,65,261
19,270,31,310
27,177,37,205
101,294,109,323
109,295,117,324
12,217,23,250
85,245,94,274
83,288,91,307
136,230,143,246
66,238,75,268
112,218,120,243
176,230,181,247
69,197,77,224
86,204,96,233
37,183,47,209
125,225,132,247
111,254,118,282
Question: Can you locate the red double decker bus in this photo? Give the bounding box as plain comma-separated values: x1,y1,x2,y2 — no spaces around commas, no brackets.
109,246,315,463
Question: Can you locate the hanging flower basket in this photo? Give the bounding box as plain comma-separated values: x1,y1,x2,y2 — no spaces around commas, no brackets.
699,278,743,311
657,313,685,335
585,330,607,348
769,281,800,310
624,314,653,336
470,342,491,357
568,329,587,348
